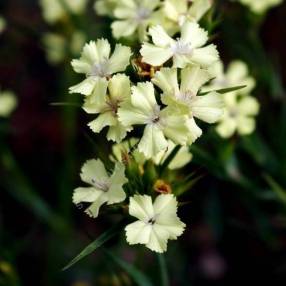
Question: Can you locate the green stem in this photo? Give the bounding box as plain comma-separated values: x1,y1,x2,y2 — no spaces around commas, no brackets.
159,145,181,176
157,254,169,286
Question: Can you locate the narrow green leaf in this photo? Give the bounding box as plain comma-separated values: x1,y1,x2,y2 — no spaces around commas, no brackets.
105,250,153,286
159,145,181,175
264,174,286,205
199,85,246,95
50,102,81,108
62,223,122,271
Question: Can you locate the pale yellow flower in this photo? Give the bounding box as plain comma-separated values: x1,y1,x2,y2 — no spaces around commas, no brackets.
205,60,256,96
152,66,224,143
141,21,219,68
70,39,131,96
83,74,132,143
73,159,128,218
118,82,191,159
216,93,259,138
111,0,161,42
125,194,185,253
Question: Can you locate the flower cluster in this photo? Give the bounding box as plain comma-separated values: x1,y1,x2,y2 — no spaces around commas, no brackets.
95,0,212,42
70,1,259,253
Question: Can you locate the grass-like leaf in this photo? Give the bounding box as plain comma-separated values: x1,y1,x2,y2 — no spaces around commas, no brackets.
62,223,123,271
199,85,246,95
50,102,81,108
105,250,154,286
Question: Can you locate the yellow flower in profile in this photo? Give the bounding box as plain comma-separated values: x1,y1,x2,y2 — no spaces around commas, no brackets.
140,21,219,68
0,90,17,117
239,0,283,14
69,39,131,96
73,159,128,218
216,93,260,138
125,194,185,253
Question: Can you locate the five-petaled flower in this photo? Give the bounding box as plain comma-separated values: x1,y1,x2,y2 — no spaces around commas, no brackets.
70,39,132,96
118,82,190,158
153,66,224,143
140,21,218,68
73,159,128,218
125,194,186,253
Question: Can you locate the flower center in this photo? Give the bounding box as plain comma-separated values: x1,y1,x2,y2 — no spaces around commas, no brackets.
135,7,151,22
106,98,120,115
148,105,161,124
177,90,195,103
91,178,110,192
147,217,156,225
170,39,193,56
229,108,238,118
89,60,109,78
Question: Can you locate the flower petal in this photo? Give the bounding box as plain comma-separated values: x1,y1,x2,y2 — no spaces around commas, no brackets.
72,187,104,204
237,117,256,135
71,59,92,74
190,92,224,123
111,20,138,39
191,44,219,67
107,44,132,74
80,159,109,184
146,225,169,253
85,194,108,218
125,221,153,245
88,112,117,133
216,118,237,138
181,21,208,48
129,195,155,221
83,78,109,113
152,67,180,95
140,43,173,66
149,25,174,47
237,96,259,116
108,74,131,102
138,124,168,158
69,78,97,95
180,66,211,95
186,117,203,143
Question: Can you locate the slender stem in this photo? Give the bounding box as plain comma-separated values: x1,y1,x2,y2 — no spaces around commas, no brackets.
157,254,169,286
159,145,181,176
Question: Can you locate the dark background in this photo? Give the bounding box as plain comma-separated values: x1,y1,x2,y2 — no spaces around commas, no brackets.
0,0,286,285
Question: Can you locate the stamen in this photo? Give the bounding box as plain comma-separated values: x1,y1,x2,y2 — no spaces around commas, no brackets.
171,39,193,56
89,60,109,78
91,178,110,192
135,7,151,22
